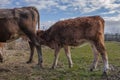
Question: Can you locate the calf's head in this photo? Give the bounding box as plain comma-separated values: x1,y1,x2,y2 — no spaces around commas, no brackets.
36,30,55,49
36,30,48,45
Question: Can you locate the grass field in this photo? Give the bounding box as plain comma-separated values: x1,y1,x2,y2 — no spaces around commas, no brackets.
0,41,120,80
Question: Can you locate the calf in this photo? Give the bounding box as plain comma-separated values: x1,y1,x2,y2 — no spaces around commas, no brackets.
30,16,109,75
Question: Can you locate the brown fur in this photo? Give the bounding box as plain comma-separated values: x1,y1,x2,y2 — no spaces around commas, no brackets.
0,7,42,66
35,16,109,74
0,6,39,43
37,16,105,48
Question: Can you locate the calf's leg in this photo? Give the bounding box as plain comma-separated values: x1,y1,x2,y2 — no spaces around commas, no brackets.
94,40,109,75
64,46,73,68
90,43,99,71
51,46,60,69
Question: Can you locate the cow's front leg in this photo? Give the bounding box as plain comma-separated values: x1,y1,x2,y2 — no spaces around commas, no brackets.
26,41,35,63
51,47,60,69
36,45,43,68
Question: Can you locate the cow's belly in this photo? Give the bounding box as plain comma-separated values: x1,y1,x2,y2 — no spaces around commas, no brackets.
67,39,88,46
0,33,21,42
6,33,21,42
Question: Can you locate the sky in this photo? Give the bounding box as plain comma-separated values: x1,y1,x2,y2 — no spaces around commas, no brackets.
0,0,120,34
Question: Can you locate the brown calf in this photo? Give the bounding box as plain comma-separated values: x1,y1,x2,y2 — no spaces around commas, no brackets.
29,16,109,75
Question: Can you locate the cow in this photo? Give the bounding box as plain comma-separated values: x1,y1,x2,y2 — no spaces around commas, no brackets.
28,16,109,75
0,6,43,67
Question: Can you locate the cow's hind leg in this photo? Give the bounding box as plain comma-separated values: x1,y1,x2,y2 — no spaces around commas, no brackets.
26,41,35,63
64,46,73,68
27,41,43,67
36,45,43,68
20,27,43,67
90,43,99,71
94,40,109,75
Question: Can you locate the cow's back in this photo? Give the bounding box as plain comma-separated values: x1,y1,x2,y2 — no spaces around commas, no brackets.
0,6,39,42
0,9,14,19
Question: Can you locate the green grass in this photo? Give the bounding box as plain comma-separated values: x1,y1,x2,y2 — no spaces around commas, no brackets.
0,41,120,80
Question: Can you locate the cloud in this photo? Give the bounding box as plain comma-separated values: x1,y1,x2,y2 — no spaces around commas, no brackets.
24,0,58,10
0,0,12,8
25,0,68,11
0,0,11,5
15,2,20,6
1,0,120,15
0,0,120,33
105,20,120,34
103,0,120,10
101,10,116,15
56,5,67,10
103,14,120,34
22,0,120,18
104,14,120,21
41,21,56,30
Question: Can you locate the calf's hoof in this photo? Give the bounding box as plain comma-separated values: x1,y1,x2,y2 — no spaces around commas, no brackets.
69,64,73,68
90,68,93,72
102,71,108,77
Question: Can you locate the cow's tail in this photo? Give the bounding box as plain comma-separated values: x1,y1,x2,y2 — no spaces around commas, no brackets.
98,16,105,40
37,9,40,30
99,16,105,31
32,7,40,30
